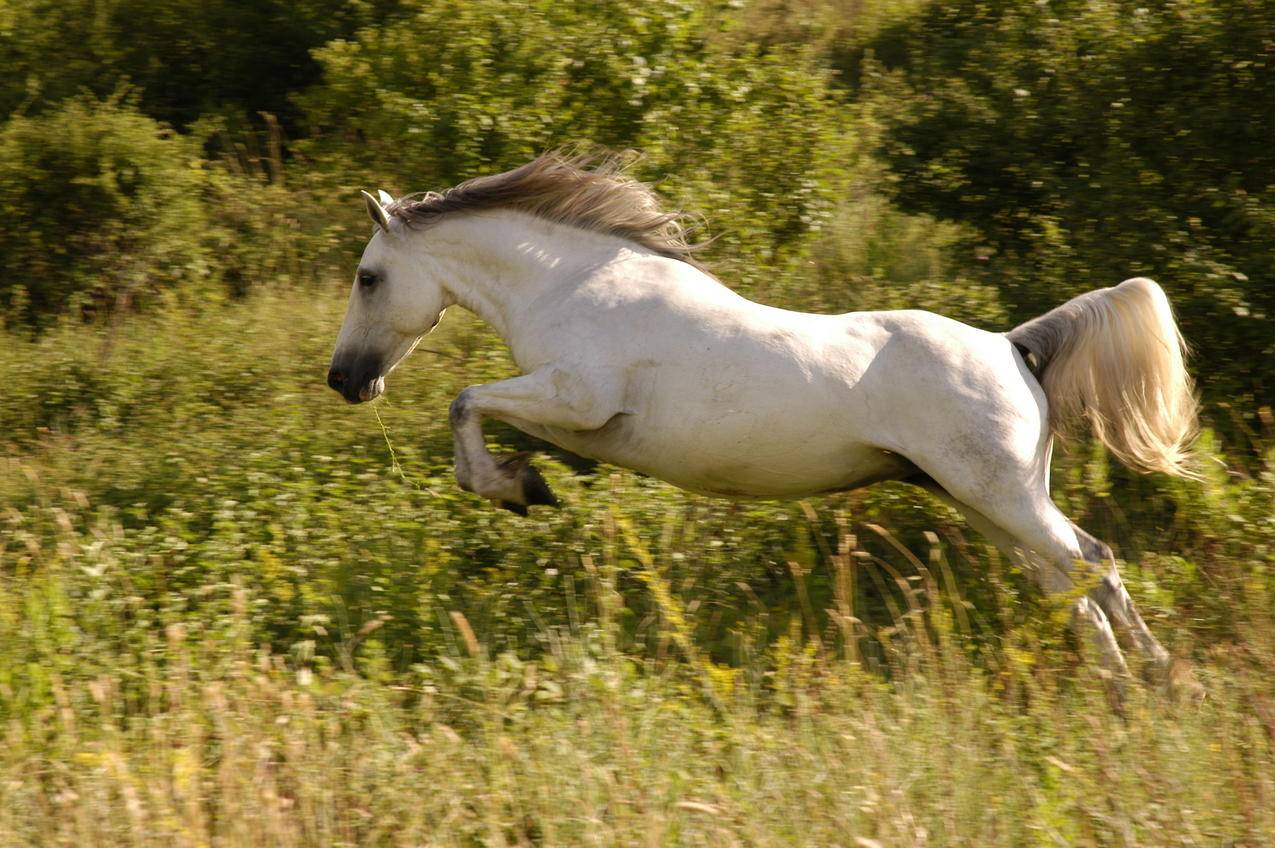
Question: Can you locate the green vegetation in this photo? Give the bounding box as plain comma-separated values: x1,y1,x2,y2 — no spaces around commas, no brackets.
1,0,1272,844
0,95,208,321
869,0,1275,404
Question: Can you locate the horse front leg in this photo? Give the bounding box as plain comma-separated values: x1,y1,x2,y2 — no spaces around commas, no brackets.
448,366,623,514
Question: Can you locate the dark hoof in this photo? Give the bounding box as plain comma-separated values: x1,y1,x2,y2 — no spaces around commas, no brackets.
495,452,559,511
497,500,529,516
521,464,559,508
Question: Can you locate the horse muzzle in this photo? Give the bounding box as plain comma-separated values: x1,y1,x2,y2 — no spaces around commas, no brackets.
327,356,384,404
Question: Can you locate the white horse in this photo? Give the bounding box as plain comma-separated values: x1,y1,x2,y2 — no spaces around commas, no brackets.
327,152,1199,678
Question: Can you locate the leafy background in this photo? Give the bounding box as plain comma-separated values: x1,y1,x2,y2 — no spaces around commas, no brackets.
0,0,1272,844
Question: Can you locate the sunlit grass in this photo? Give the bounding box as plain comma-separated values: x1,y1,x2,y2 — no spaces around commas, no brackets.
0,535,1270,846
1,291,1272,846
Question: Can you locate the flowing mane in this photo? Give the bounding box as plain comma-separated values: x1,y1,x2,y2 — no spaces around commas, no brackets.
388,151,706,265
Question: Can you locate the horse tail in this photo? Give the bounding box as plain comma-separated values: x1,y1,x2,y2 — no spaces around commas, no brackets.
1008,277,1200,478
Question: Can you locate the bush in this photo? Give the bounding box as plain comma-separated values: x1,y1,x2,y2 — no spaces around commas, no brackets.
0,0,393,131
867,0,1275,408
0,95,208,324
298,0,853,301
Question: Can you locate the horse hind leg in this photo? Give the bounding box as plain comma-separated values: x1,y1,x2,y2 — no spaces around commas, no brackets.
947,483,1170,679
1073,526,1172,676
1073,596,1129,681
920,482,1129,678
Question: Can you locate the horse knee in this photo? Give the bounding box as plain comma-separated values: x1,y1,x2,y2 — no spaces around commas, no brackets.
449,388,476,428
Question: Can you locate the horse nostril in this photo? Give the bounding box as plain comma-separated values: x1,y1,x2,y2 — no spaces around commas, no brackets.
327,369,346,391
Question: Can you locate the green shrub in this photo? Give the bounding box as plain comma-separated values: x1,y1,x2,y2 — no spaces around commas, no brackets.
0,0,393,131
0,95,208,324
298,0,853,301
866,0,1275,407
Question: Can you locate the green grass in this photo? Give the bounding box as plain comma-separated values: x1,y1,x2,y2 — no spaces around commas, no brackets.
1,289,1272,846
4,594,1272,846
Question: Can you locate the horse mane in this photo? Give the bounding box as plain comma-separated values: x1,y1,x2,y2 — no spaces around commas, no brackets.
387,150,707,266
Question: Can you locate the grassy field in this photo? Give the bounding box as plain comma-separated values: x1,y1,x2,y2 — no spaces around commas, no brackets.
3,0,1274,843
1,288,1272,846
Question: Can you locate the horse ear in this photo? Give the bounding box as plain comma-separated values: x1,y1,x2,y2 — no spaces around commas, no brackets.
361,190,391,232
377,189,395,207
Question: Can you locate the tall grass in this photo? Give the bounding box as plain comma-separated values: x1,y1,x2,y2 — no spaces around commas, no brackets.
1,289,1272,845
0,516,1271,846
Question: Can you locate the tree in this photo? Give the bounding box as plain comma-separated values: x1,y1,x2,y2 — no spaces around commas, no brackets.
871,0,1275,405
0,95,208,322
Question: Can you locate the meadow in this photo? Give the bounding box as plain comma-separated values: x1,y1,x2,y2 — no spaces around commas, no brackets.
1,0,1274,845
2,283,1273,846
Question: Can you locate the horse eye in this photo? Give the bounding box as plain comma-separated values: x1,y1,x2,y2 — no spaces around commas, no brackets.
358,271,378,289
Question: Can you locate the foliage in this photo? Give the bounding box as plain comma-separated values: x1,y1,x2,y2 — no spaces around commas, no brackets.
0,94,208,323
196,117,364,296
867,0,1275,406
2,0,1275,841
0,573,1271,845
0,0,396,130
1,289,1273,843
1,288,1271,675
299,0,852,297
2,0,1272,405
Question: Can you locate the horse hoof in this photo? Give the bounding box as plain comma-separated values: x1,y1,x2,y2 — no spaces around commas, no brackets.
496,499,530,516
492,453,559,511
520,464,559,508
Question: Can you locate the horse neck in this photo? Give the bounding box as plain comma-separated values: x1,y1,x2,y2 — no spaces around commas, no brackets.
431,210,622,343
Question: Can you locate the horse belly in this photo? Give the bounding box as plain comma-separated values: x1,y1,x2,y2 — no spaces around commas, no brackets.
666,440,913,499
527,400,906,499
508,308,904,498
